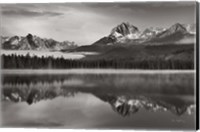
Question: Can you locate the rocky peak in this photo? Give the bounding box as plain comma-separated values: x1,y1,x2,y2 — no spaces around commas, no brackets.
26,33,33,40
168,23,187,33
11,36,20,40
25,33,37,48
8,36,21,46
111,22,139,36
108,22,141,43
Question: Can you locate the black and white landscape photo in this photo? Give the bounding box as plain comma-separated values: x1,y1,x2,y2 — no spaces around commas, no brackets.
0,1,197,130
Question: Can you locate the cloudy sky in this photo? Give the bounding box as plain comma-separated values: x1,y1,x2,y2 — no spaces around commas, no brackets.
0,2,196,45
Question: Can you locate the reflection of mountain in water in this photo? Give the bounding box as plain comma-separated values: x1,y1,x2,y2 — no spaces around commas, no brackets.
2,82,78,105
96,94,195,117
2,73,195,116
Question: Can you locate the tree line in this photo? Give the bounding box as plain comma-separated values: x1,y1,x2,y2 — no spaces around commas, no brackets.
1,54,194,69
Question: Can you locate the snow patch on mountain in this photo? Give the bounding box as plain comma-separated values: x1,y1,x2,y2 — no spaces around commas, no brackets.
1,34,78,51
182,24,196,34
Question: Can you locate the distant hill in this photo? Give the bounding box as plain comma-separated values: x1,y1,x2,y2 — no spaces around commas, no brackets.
81,44,194,63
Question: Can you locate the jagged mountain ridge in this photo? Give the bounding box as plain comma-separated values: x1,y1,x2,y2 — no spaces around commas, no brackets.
71,22,195,63
145,23,188,44
1,34,78,51
93,22,195,45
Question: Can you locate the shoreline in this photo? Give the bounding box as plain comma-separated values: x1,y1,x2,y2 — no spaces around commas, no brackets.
1,69,196,74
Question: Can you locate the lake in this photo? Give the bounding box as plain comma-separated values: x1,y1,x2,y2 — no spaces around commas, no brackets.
0,69,196,130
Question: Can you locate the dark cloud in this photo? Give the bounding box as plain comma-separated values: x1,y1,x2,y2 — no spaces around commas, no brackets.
1,7,63,17
84,1,195,9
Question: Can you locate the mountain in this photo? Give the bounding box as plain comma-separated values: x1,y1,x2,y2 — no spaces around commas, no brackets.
93,36,115,46
140,27,166,39
145,23,188,44
1,34,78,51
92,22,195,46
111,22,139,36
110,22,140,43
93,22,141,45
182,24,196,34
146,23,196,45
65,22,195,66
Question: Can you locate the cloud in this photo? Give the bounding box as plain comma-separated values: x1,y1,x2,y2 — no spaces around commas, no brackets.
1,5,64,17
84,1,195,10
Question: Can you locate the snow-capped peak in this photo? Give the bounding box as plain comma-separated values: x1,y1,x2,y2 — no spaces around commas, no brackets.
109,22,141,43
110,22,139,36
182,24,196,34
1,34,78,51
140,27,166,39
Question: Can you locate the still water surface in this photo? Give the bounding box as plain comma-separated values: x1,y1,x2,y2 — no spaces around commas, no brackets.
1,70,196,130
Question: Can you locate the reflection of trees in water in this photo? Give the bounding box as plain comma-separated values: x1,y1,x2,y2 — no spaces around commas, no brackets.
2,73,195,116
2,80,195,117
3,73,194,95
